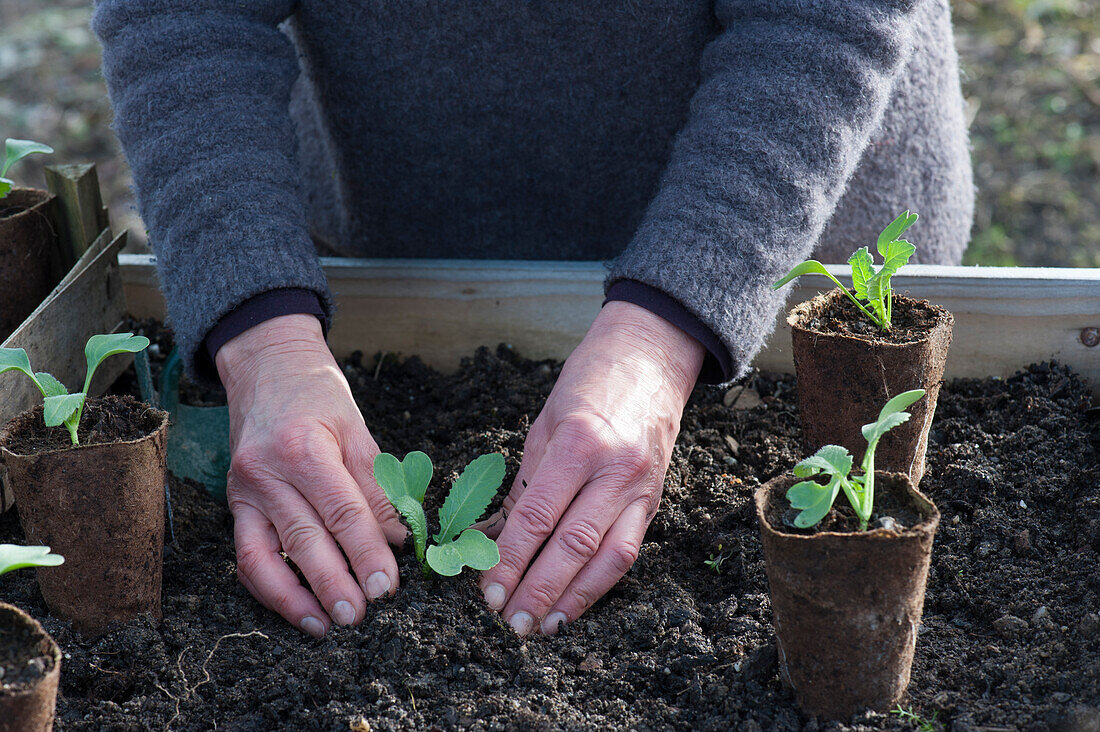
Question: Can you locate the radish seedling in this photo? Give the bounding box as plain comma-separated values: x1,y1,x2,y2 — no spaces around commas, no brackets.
0,138,53,199
787,389,925,531
773,210,919,330
0,333,150,444
0,544,63,576
374,451,504,577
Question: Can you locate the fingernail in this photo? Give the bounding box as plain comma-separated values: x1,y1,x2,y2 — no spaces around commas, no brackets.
300,616,326,638
366,571,391,599
508,611,534,636
541,611,567,635
332,600,356,626
483,583,507,611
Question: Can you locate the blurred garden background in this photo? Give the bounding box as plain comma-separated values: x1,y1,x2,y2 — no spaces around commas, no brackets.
1,0,1097,267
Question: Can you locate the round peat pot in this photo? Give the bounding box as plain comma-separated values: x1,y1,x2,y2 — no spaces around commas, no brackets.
788,290,953,485
0,396,169,635
0,601,61,732
0,188,58,340
755,471,940,720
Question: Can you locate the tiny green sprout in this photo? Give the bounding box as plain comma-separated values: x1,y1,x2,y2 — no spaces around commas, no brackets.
704,544,731,574
773,210,919,331
374,451,505,577
0,333,150,445
786,389,925,531
0,544,64,576
891,704,940,731
0,138,53,200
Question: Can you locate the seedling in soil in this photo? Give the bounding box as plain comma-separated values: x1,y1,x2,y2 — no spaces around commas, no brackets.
704,544,732,574
772,210,919,330
891,704,940,731
0,333,150,444
0,138,53,199
0,544,63,576
786,389,925,531
374,451,504,577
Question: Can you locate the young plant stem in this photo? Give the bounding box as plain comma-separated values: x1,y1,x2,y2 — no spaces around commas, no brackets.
817,272,888,330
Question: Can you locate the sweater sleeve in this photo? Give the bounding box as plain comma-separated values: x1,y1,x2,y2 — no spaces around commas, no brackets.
606,0,925,381
92,0,332,378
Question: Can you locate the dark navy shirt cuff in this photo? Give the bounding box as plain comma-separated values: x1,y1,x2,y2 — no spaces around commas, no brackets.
201,288,328,380
604,279,733,385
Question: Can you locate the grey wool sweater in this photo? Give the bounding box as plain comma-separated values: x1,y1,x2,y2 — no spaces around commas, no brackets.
92,0,973,380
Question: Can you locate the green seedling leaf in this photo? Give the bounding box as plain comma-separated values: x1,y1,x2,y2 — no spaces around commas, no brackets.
0,544,64,575
35,372,68,397
434,452,505,544
2,139,53,178
83,333,150,393
876,210,918,257
861,389,926,448
787,476,843,528
374,452,432,564
0,347,35,380
772,259,834,290
425,529,500,576
848,247,875,300
772,211,920,331
0,177,11,198
793,444,853,479
393,494,429,565
785,390,925,531
44,393,84,427
373,451,432,505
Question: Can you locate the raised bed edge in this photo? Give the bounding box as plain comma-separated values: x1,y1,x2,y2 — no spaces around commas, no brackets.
119,257,1100,396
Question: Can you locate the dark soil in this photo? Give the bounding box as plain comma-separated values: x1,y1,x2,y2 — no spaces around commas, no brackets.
0,348,1098,730
0,607,54,692
797,291,949,343
0,395,165,455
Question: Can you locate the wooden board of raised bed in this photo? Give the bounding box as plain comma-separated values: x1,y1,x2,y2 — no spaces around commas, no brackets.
0,232,129,511
120,257,1100,394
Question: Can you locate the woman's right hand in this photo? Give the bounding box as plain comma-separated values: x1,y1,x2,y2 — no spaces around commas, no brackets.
215,314,406,637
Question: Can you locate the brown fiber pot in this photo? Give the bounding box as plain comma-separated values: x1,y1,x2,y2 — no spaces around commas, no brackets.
755,472,939,720
0,188,58,340
789,290,953,485
0,397,169,634
0,602,61,731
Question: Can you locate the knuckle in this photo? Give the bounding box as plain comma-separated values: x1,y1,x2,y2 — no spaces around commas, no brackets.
513,497,559,540
607,541,640,576
321,494,368,537
275,426,325,468
613,444,655,484
493,548,527,582
557,519,602,563
280,518,323,558
235,543,267,580
364,487,399,524
522,581,559,610
554,414,610,459
230,445,276,488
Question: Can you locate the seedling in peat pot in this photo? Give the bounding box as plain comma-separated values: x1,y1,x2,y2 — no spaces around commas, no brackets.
0,333,150,444
0,544,63,576
0,138,53,199
374,451,505,577
773,210,919,330
787,389,925,531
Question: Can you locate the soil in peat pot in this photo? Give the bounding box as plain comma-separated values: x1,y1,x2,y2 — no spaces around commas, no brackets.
0,343,1097,731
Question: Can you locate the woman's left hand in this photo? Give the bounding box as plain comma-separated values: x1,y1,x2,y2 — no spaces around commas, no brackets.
478,300,705,635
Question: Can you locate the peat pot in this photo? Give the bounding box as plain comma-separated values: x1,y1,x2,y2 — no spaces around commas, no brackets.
0,396,169,634
755,471,940,720
788,289,953,485
0,188,58,340
0,601,61,732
